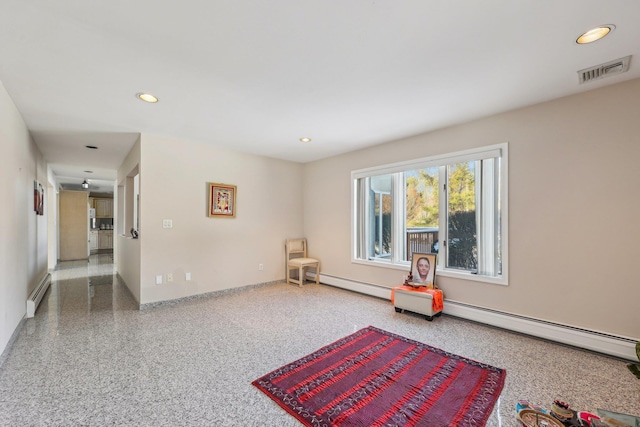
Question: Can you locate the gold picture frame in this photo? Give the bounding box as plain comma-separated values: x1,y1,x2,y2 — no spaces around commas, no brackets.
208,183,236,218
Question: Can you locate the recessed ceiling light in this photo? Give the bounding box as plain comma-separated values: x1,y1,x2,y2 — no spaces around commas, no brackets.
300,137,312,143
85,145,98,149
84,170,93,173
136,92,158,103
577,25,615,44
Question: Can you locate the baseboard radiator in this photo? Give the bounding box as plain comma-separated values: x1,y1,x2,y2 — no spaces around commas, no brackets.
26,273,51,318
319,273,637,362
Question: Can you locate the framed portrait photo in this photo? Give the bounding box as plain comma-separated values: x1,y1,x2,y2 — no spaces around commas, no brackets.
208,183,236,218
410,253,436,288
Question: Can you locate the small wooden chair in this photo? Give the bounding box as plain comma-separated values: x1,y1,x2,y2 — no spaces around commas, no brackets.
285,238,320,287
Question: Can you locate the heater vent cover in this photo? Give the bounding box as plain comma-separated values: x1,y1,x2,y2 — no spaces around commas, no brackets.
578,55,631,84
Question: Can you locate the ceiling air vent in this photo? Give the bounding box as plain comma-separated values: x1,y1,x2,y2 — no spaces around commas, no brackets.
578,55,631,84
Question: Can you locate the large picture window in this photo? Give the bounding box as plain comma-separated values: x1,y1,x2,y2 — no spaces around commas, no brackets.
352,144,507,285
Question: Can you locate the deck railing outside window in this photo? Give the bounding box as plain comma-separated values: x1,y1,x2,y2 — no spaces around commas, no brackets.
406,228,438,259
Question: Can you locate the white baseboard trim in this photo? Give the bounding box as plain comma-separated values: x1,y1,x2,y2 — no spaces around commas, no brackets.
26,273,51,318
320,274,392,300
443,300,637,361
319,274,637,362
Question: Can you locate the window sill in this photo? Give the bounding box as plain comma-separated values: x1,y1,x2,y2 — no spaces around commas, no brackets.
352,258,409,272
352,258,507,286
437,269,507,286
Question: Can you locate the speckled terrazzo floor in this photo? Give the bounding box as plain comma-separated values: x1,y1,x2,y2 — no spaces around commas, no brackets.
1,255,638,426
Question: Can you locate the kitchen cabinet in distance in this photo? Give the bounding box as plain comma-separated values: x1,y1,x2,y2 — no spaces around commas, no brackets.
89,230,99,251
98,231,113,250
95,198,113,218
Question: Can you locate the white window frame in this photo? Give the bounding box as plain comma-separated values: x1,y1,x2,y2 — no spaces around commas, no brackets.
351,143,508,286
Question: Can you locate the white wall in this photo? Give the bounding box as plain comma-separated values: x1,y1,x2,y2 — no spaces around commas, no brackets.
46,168,58,270
304,78,640,340
136,134,304,305
116,138,141,303
0,81,49,355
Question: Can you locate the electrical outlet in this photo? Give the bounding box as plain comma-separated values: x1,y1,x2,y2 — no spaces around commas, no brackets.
258,264,264,271
186,272,191,281
167,273,173,282
156,275,163,285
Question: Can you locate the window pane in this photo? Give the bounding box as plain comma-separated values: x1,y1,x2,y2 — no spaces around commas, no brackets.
496,159,502,275
369,175,392,259
405,168,439,261
482,157,502,276
447,162,477,271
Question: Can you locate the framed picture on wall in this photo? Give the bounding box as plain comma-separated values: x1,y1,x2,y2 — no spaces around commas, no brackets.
208,183,236,218
410,253,436,288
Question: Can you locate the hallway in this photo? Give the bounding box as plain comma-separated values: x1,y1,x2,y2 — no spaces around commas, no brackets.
0,255,638,426
1,254,303,425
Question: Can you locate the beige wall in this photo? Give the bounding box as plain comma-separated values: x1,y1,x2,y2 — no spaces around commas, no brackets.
135,134,304,304
304,78,640,340
0,81,49,355
59,191,88,261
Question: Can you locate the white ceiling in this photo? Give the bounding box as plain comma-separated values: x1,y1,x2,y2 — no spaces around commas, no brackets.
1,1,639,192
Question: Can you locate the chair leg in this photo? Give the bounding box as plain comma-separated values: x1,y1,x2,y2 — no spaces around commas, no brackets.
298,266,303,287
315,263,320,284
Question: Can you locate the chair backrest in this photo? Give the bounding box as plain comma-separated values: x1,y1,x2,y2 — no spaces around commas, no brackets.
286,238,307,260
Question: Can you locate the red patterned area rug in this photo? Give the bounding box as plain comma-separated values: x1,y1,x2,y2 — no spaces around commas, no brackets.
252,326,506,427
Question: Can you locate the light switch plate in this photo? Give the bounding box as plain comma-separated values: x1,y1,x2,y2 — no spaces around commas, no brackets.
163,219,173,228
